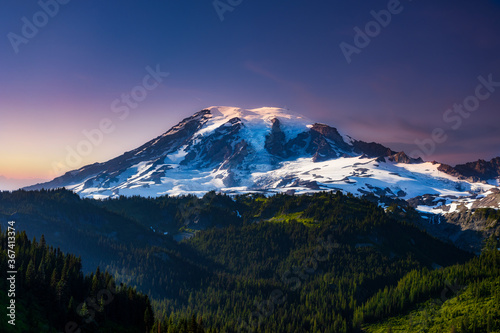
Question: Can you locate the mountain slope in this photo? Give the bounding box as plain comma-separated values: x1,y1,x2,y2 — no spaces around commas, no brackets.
26,106,496,202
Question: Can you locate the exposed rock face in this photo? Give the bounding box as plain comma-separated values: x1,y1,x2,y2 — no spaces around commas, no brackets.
265,118,286,159
438,157,500,182
284,132,310,157
282,123,352,162
388,151,424,164
411,211,490,254
471,188,500,209
182,117,244,168
308,130,340,162
221,140,250,170
457,158,500,179
404,188,500,253
352,140,395,158
437,210,499,254
407,194,447,207
310,123,351,152
436,163,462,178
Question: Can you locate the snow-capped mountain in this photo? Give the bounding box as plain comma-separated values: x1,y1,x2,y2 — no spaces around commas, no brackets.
26,107,500,215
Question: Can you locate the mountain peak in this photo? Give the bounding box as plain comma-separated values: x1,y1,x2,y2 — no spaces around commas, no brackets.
201,106,313,136
24,107,497,209
206,106,310,122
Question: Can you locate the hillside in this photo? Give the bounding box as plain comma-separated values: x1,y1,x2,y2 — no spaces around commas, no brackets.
0,229,154,332
361,238,500,332
3,189,495,332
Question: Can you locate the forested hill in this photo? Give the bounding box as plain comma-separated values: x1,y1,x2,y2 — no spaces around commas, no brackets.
361,239,500,332
0,229,154,332
0,189,499,332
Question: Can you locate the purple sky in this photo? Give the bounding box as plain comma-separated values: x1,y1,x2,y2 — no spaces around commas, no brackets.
1,0,499,189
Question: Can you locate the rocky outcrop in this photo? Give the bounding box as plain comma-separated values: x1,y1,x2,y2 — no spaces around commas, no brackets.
309,130,340,162
182,117,245,169
284,132,310,157
284,123,350,162
407,194,447,207
388,151,424,164
265,118,286,159
438,157,500,182
352,140,394,158
471,188,500,209
310,123,351,151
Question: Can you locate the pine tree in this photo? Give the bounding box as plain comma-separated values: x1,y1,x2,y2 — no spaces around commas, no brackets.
37,256,46,282
144,306,154,332
50,268,59,289
68,296,75,313
91,274,99,296
188,314,197,332
80,302,89,317
40,234,46,248
25,259,35,287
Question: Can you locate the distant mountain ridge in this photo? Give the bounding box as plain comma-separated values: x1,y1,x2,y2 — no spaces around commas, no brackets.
438,157,500,182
